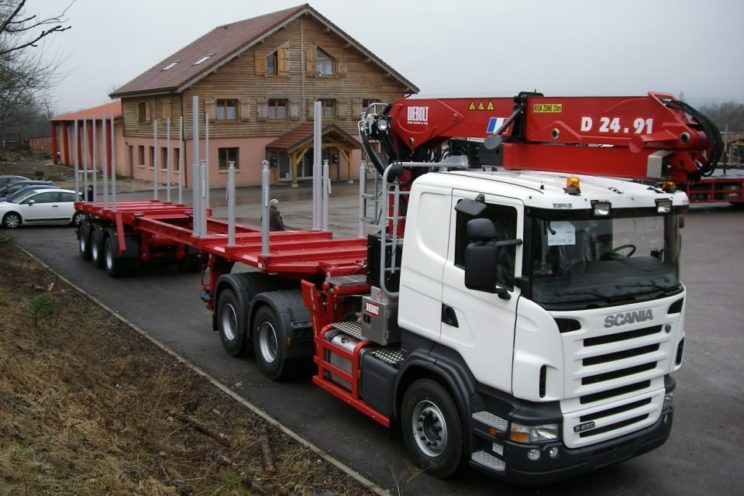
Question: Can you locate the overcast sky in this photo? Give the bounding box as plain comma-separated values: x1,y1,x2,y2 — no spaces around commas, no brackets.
28,0,744,115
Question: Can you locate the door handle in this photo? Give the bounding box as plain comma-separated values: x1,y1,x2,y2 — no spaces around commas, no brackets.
441,304,459,328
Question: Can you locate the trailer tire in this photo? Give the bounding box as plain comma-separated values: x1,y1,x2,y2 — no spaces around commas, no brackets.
78,221,92,260
217,288,249,356
401,378,464,478
104,234,126,278
90,227,105,268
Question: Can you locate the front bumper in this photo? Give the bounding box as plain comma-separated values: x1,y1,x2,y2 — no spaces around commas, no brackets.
470,406,673,485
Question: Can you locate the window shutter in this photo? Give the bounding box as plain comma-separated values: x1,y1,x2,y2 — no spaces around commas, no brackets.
289,98,300,121
352,98,362,119
257,97,268,122
337,56,347,76
305,48,315,75
306,98,315,120
161,98,172,119
205,98,216,123
278,47,289,77
145,101,151,123
240,97,251,122
255,51,266,76
336,99,346,120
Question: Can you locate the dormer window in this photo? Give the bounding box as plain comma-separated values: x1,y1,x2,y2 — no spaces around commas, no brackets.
193,54,214,66
316,48,334,76
161,61,179,71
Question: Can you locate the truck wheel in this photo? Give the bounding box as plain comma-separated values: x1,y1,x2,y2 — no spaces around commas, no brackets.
78,222,92,260
2,212,21,229
401,379,464,478
103,235,126,278
253,305,289,380
217,289,249,356
90,228,105,268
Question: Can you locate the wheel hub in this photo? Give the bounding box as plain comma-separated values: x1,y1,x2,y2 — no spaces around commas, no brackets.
221,304,238,341
258,321,278,364
412,400,448,457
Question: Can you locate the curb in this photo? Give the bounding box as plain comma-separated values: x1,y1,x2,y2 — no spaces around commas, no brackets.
16,242,390,496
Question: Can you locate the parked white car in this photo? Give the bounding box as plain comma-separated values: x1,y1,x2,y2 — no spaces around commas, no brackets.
0,188,84,229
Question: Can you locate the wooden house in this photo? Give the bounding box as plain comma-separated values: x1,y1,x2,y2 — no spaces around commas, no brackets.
109,4,418,188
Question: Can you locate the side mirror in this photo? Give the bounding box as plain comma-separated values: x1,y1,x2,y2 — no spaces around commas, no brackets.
463,218,522,298
27,200,36,206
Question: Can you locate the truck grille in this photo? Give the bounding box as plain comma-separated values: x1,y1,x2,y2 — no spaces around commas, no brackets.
559,316,674,449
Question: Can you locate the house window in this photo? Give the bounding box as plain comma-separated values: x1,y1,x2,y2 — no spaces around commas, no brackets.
137,102,147,123
216,99,238,120
161,147,168,170
362,98,381,113
149,146,155,169
316,48,334,76
138,145,145,166
266,51,278,75
173,148,180,171
218,147,239,170
268,99,288,120
321,99,335,119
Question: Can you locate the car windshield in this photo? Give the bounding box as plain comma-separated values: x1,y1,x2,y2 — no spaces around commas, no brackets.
530,212,683,310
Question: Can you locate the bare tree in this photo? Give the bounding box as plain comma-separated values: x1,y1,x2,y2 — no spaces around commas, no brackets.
0,0,71,56
0,1,72,147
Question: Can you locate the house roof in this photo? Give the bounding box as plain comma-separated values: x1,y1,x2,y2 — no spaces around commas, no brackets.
266,122,360,153
111,4,418,99
52,100,122,122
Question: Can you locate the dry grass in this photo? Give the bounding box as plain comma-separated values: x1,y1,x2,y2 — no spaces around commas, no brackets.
0,234,376,495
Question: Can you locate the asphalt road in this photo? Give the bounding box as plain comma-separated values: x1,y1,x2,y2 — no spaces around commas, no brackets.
6,186,744,495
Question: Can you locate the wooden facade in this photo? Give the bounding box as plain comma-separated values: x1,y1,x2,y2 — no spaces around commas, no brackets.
114,7,416,187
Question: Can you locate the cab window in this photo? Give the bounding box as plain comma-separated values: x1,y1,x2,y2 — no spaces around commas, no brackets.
454,203,518,288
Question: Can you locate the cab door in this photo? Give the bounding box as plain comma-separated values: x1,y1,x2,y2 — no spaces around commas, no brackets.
439,191,524,393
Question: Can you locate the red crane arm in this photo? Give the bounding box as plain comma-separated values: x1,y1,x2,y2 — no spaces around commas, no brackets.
385,92,720,183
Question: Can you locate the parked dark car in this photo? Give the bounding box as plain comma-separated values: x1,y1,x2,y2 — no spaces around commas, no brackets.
0,175,30,189
1,184,57,203
0,180,54,200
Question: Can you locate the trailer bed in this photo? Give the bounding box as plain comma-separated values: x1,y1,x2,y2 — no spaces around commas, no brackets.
76,200,368,274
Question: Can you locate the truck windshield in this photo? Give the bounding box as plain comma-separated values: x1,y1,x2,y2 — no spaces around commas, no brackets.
530,212,682,310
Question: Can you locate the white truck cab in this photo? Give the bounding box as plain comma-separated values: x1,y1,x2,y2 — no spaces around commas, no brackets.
390,169,686,480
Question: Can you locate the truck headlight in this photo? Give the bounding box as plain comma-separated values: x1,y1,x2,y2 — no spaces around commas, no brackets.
509,422,560,443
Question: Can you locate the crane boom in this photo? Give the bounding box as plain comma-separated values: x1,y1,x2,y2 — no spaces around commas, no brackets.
363,91,723,186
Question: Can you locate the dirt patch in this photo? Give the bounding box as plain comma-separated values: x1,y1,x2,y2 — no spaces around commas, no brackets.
0,234,378,495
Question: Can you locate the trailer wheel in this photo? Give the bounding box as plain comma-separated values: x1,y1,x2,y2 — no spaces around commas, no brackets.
253,305,289,380
90,227,105,268
401,379,464,478
78,221,92,260
103,235,126,278
217,289,249,356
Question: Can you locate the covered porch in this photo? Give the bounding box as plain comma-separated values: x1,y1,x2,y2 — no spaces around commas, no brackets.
265,123,361,187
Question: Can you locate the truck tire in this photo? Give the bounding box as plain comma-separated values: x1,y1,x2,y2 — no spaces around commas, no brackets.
103,235,126,278
401,379,464,478
217,288,248,356
78,221,92,260
252,305,287,380
90,227,105,268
